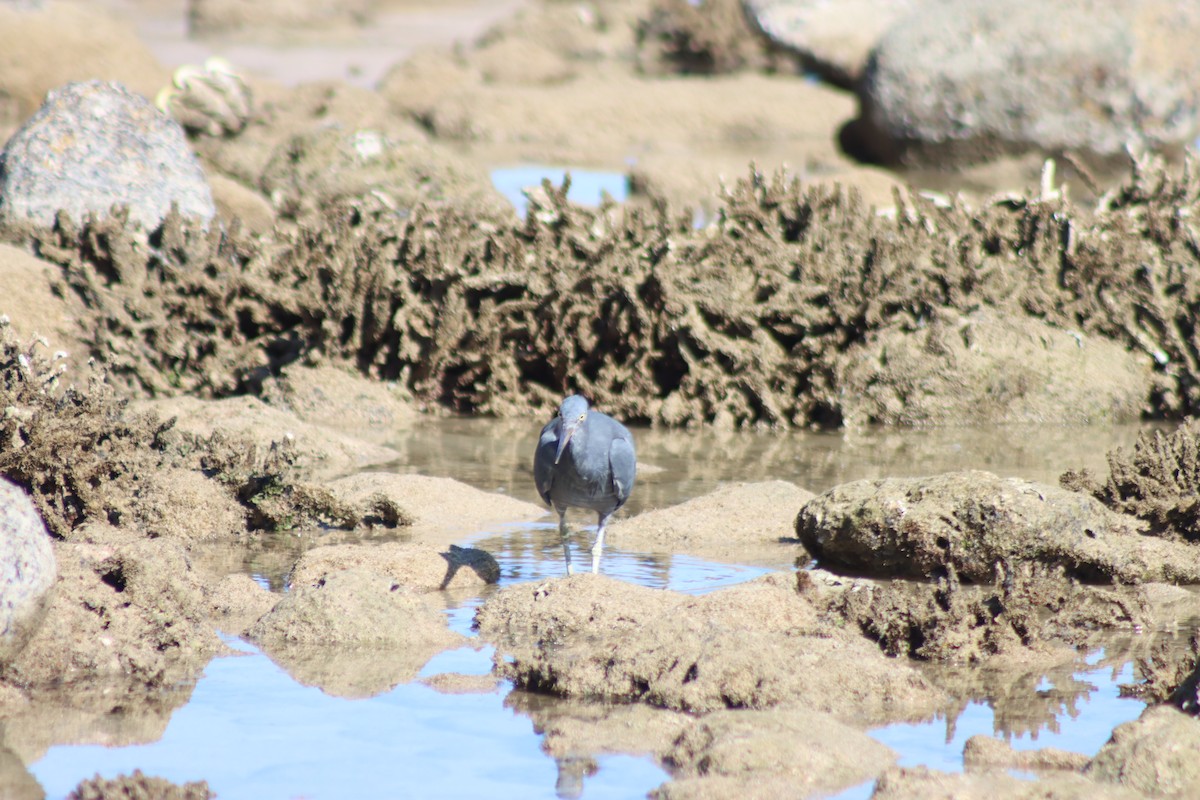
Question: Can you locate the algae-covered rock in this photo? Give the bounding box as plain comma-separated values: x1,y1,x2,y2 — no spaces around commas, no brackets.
477,572,943,723
1063,418,1200,542
872,764,1141,800
796,470,1200,583
247,567,464,697
67,769,213,800
1086,705,1200,797
661,706,895,798
2,536,220,689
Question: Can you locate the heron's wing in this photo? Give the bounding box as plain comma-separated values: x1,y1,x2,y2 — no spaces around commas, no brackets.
608,434,637,508
533,421,558,506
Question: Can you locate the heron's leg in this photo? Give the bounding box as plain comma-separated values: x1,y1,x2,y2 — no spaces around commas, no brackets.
558,509,574,575
591,513,609,574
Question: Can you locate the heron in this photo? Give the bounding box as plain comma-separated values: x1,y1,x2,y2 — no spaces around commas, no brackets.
534,394,636,574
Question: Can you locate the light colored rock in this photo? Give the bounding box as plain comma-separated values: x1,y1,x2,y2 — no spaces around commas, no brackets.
2,536,220,689
0,477,55,665
248,566,456,647
962,734,1089,772
263,363,418,430
259,126,512,221
855,0,1200,167
744,0,922,86
0,80,215,229
204,573,278,636
0,245,78,356
207,173,275,234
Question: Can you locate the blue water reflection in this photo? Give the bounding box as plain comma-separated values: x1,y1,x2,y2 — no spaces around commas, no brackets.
829,660,1146,799
491,167,628,218
32,634,668,800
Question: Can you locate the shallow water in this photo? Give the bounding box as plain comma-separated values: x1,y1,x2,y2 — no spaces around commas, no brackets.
29,529,773,800
28,417,1164,799
490,166,629,219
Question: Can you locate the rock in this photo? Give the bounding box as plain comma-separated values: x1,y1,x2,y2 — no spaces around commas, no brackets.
140,395,401,475
610,481,813,564
246,567,464,697
635,0,766,76
262,363,418,430
204,573,278,636
420,672,502,695
0,80,215,230
478,572,944,723
206,173,276,234
0,477,55,666
743,0,922,87
0,243,80,357
258,126,512,221
0,744,41,800
289,542,500,592
0,2,167,122
1086,705,1200,796
472,36,576,86
248,566,457,647
125,467,246,542
836,309,1151,426
659,706,895,798
871,765,1142,799
853,0,1200,167
1,537,220,689
193,80,413,188
378,48,478,126
795,470,1200,583
962,734,1089,772
324,472,545,544
187,0,374,37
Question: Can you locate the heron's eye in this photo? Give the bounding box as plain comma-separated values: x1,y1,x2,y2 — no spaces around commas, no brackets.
578,413,586,422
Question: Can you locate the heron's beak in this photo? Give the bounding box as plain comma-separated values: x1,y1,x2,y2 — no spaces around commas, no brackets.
554,419,580,464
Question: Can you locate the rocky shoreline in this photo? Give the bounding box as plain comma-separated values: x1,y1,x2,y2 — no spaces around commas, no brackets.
3,0,1200,798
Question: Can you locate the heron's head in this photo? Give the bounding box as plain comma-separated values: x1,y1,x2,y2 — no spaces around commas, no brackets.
554,395,590,464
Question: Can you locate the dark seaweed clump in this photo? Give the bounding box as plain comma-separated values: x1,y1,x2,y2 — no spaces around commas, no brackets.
832,562,1148,663
68,769,214,800
0,323,376,537
18,155,1200,429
